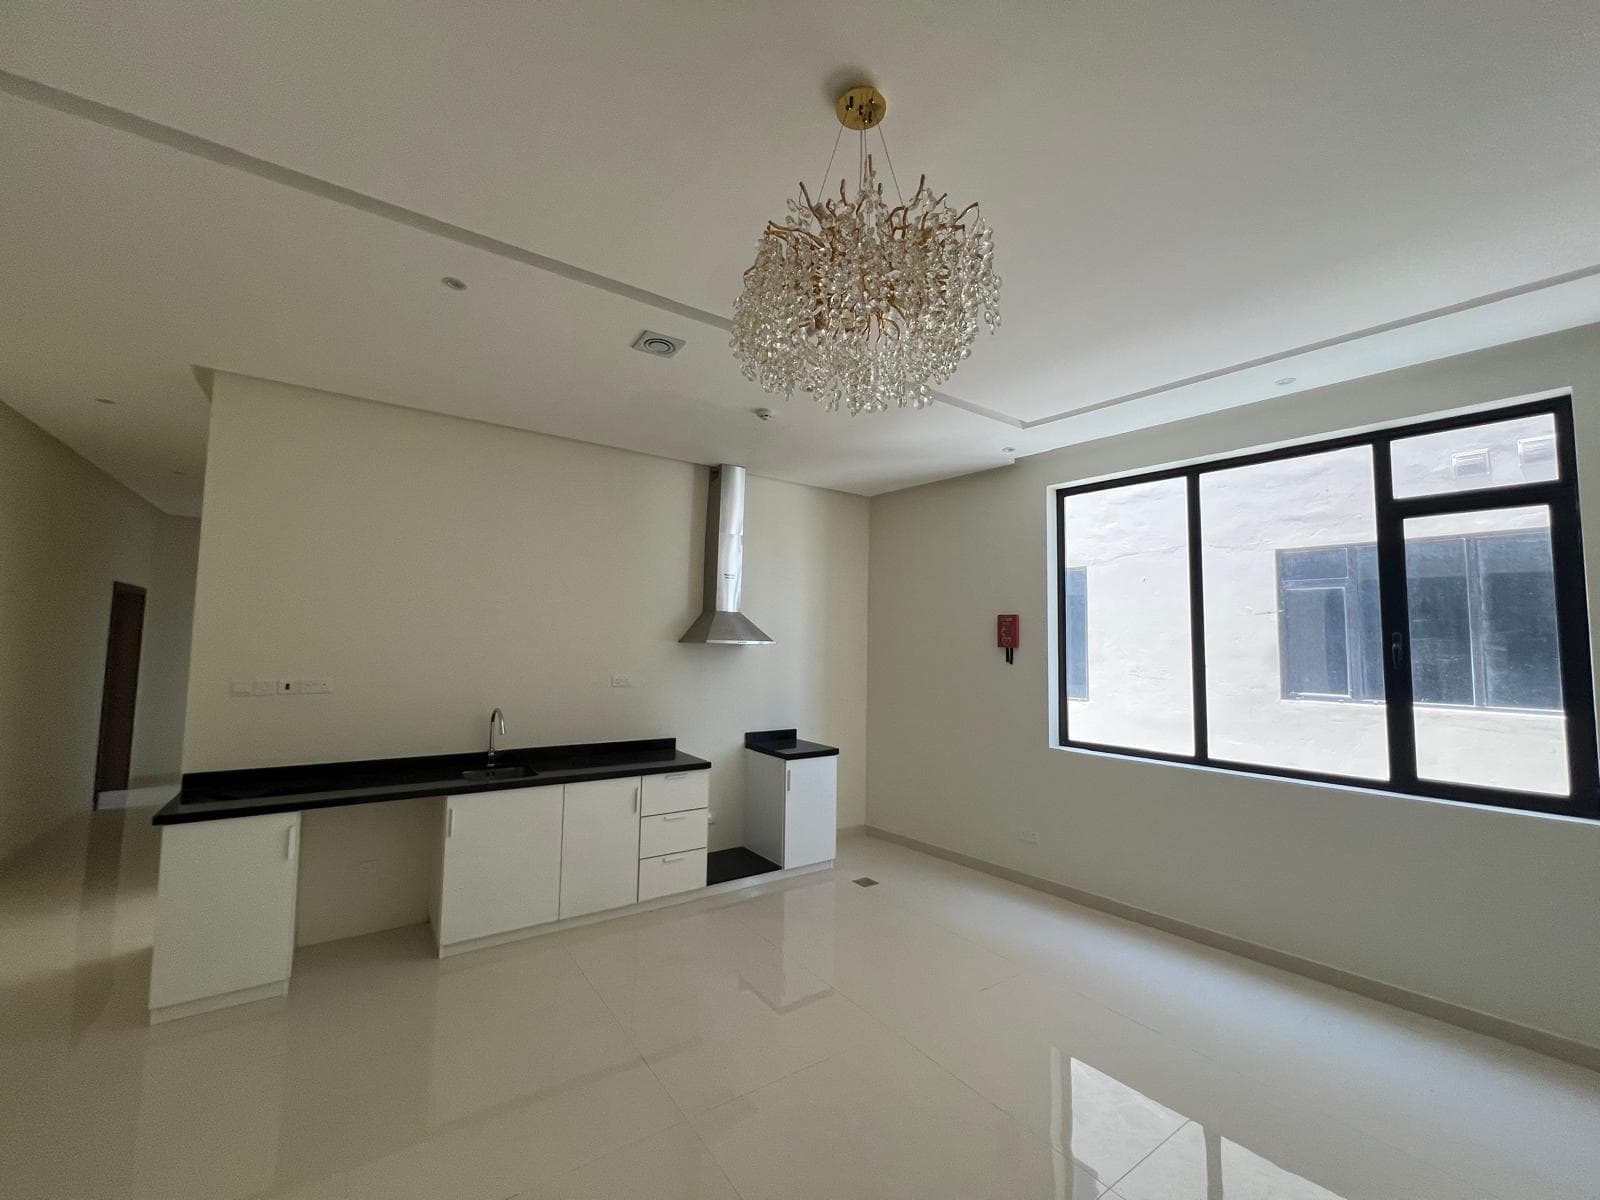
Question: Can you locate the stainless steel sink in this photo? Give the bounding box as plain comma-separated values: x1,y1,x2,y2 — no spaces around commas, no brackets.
459,765,536,782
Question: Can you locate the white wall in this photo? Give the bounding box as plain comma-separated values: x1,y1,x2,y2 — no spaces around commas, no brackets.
868,323,1600,1051
0,399,198,862
185,373,868,945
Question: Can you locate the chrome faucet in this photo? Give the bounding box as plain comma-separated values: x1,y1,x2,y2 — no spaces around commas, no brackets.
487,708,506,764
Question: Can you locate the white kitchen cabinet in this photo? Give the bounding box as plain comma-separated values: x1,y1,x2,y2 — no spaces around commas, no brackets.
435,786,563,948
640,769,708,816
559,776,641,918
639,808,709,858
148,811,300,1017
638,848,708,901
745,751,837,869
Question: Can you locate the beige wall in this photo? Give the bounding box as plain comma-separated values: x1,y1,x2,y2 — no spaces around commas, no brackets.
186,374,868,945
0,399,198,862
868,323,1600,1051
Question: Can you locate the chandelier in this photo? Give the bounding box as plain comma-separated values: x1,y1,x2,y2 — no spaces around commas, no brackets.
731,85,1000,416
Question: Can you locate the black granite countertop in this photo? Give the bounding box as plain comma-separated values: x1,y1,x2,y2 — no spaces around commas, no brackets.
744,728,840,761
154,738,709,825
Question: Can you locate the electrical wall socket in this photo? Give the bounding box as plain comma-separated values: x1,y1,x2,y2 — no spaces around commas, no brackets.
234,678,331,696
610,674,634,688
1018,830,1040,845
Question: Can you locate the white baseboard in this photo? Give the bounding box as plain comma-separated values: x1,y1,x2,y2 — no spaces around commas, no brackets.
864,825,1600,1073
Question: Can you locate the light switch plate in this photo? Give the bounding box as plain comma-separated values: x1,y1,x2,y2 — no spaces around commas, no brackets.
610,674,633,688
297,679,331,694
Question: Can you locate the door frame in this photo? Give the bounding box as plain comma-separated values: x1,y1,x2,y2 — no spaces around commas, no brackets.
92,580,147,807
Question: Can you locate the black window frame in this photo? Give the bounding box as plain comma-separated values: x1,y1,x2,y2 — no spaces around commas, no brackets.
1054,395,1599,821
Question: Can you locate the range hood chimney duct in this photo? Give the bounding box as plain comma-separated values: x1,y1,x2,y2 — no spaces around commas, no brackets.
679,465,774,645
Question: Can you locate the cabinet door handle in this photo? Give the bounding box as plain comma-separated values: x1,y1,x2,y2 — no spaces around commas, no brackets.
663,813,686,821
633,786,639,813
663,854,687,864
284,823,298,861
786,768,791,793
666,772,687,780
446,806,454,838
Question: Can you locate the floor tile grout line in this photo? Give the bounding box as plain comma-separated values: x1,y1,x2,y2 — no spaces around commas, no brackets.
1100,1116,1194,1194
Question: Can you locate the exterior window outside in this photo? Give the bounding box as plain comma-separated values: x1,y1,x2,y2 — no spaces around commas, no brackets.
1279,531,1561,710
1059,406,1585,807
1064,568,1088,700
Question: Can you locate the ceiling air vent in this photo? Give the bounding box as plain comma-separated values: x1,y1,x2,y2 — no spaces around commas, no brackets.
632,330,685,358
1451,448,1491,479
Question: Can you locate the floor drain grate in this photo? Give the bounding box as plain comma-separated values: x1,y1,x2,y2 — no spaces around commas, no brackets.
853,877,880,887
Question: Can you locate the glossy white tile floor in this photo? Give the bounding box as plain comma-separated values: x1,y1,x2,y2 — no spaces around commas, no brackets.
4,812,1599,1199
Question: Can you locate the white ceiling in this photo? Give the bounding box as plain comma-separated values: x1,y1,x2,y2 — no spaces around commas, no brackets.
2,1,1598,515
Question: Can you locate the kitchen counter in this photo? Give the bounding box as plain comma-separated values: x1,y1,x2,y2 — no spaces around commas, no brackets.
744,728,840,760
154,738,709,825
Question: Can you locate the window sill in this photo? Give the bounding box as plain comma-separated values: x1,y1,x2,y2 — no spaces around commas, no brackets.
1048,741,1596,825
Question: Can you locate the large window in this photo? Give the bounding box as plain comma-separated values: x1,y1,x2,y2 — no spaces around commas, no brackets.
1055,397,1597,818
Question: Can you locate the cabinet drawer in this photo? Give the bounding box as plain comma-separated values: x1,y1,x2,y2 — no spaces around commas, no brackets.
638,848,707,902
640,770,708,816
639,809,708,858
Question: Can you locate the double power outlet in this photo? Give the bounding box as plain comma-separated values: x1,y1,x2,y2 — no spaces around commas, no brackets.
229,678,332,697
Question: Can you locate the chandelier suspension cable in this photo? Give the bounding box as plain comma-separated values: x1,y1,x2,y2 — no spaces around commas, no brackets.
813,124,843,201
877,126,904,206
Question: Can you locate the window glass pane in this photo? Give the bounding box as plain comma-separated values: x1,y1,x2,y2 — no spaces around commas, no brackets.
1405,539,1474,705
1476,532,1561,709
1353,545,1385,701
1065,567,1088,700
1390,413,1557,498
1280,546,1350,581
1281,586,1350,697
1062,479,1193,754
1406,507,1568,795
1202,446,1387,779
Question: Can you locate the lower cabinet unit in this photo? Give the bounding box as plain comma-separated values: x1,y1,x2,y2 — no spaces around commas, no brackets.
639,847,708,901
559,776,642,918
745,750,838,869
435,786,563,947
148,811,300,1014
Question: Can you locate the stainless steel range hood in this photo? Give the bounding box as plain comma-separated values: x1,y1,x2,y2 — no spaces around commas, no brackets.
680,465,774,645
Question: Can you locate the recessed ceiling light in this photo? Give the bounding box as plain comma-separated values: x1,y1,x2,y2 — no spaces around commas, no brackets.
1275,376,1297,386
1001,446,1016,454
752,407,774,421
441,276,467,291
632,330,685,358
93,396,117,405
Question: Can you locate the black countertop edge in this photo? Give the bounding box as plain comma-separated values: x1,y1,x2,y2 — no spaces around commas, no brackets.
155,739,709,825
744,728,840,760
